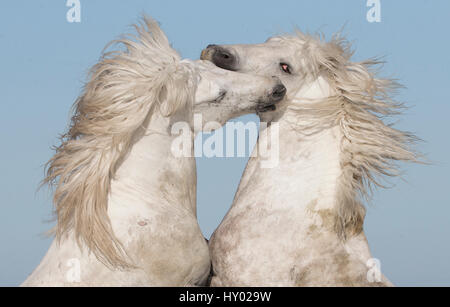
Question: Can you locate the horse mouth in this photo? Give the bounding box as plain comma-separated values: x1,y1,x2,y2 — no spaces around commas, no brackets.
256,103,277,113
213,90,226,103
256,83,285,112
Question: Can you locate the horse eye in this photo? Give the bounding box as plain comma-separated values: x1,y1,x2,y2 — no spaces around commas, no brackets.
280,63,291,74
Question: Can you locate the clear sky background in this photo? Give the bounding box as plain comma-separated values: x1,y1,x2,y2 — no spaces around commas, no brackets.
0,0,449,286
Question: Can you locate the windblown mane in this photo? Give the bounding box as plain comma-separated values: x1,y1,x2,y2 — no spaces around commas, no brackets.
44,17,195,268
282,32,420,238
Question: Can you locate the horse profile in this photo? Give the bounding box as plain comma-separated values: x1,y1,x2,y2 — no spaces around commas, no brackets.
22,17,284,286
202,32,420,286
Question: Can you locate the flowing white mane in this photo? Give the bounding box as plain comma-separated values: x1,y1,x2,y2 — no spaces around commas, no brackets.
280,32,420,237
44,17,196,268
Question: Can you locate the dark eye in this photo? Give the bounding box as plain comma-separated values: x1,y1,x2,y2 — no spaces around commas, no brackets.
280,63,291,74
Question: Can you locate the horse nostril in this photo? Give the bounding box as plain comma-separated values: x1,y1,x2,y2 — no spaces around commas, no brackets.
217,50,232,60
270,84,287,102
211,47,237,71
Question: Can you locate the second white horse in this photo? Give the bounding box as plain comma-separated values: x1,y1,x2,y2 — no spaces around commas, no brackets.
202,32,419,286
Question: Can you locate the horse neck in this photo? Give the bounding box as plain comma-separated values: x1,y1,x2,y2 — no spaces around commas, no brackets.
260,76,343,213
237,76,367,241
234,108,381,284
108,108,197,215
244,118,343,223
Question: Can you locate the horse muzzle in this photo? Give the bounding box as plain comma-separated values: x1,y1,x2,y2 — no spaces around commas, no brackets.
257,81,286,112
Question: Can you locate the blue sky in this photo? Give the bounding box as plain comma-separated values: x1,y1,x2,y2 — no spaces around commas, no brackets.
0,0,449,286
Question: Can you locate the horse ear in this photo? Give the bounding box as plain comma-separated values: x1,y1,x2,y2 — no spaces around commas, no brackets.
157,80,180,117
157,66,193,116
158,84,169,113
311,36,351,76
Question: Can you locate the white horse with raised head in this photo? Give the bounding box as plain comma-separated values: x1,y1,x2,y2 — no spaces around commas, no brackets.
201,32,420,286
22,18,285,286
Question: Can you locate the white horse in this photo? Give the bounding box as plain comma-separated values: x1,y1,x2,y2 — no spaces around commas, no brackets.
22,18,285,286
201,32,420,286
